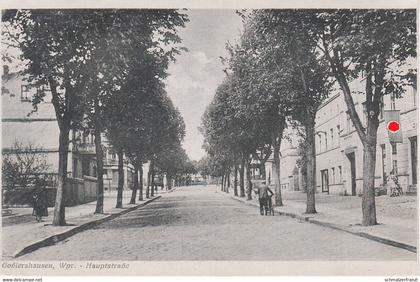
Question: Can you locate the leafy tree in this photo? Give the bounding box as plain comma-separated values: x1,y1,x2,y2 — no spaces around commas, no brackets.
86,10,188,211
2,9,188,221
253,10,331,213
225,12,295,205
156,145,189,190
315,10,416,224
2,141,51,189
200,78,242,195
151,93,186,191
2,10,102,225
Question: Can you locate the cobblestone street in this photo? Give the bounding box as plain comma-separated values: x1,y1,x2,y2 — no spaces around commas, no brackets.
18,185,415,261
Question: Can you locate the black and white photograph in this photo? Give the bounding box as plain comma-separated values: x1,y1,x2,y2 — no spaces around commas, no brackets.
0,0,419,278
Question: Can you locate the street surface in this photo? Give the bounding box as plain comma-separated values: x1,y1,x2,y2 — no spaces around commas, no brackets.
19,185,416,260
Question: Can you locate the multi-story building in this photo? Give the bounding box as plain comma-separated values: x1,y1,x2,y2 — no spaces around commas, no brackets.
264,76,417,196
265,131,301,191
2,68,72,177
2,69,137,192
315,80,417,196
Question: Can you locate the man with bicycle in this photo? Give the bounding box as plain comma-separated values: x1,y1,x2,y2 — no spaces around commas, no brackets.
253,180,274,215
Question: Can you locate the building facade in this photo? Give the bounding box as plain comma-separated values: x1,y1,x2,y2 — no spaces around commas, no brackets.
315,81,417,196
264,77,417,196
265,131,301,191
2,70,137,191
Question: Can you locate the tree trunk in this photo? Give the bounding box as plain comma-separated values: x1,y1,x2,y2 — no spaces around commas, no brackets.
259,160,266,180
234,164,238,196
239,156,246,197
166,174,172,191
150,158,155,197
129,163,139,204
222,172,226,191
305,120,317,214
362,121,378,225
116,149,124,208
94,123,104,214
221,173,225,192
52,127,69,226
246,160,252,200
226,168,230,193
146,164,151,198
332,63,379,225
138,165,144,201
272,137,283,206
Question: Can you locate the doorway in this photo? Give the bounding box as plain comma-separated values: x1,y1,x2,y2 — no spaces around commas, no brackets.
410,136,417,185
321,169,329,193
346,152,357,196
381,144,387,185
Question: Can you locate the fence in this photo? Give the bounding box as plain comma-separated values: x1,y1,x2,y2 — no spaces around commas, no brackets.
2,176,98,208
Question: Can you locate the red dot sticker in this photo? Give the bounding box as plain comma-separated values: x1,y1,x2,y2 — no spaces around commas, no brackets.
387,121,400,133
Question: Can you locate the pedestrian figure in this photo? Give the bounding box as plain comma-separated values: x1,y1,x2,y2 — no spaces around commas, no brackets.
32,179,48,222
253,181,274,215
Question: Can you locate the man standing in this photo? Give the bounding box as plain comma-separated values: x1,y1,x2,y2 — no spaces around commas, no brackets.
253,181,274,215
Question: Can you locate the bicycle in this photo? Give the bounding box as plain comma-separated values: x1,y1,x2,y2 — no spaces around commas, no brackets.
264,194,275,216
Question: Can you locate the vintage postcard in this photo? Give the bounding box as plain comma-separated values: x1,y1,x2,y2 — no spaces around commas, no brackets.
0,0,419,278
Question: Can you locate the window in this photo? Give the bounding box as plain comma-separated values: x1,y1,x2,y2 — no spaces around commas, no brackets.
20,84,47,102
392,143,397,155
21,85,31,102
362,102,367,126
337,125,341,146
331,167,335,184
347,113,352,132
82,158,90,176
330,128,334,148
73,158,78,178
379,97,384,119
391,93,396,110
391,143,398,175
324,134,328,151
393,160,398,174
338,166,342,183
381,144,387,184
319,136,322,152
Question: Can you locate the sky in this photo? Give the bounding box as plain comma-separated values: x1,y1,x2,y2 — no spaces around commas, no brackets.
165,10,243,161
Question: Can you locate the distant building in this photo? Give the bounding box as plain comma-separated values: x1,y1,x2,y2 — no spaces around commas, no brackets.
264,131,301,191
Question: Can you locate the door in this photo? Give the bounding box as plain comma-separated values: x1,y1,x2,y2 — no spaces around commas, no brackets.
321,169,329,193
381,144,387,185
410,137,417,185
346,152,356,196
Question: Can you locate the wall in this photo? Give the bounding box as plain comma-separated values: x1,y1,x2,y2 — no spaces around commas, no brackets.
3,176,98,207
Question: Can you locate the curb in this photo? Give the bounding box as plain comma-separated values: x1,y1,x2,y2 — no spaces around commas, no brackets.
220,191,417,253
13,196,162,258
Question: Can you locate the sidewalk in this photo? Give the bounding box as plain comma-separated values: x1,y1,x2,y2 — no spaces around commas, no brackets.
2,188,170,259
218,186,417,252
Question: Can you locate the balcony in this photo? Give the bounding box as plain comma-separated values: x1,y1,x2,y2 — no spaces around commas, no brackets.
74,143,96,155
104,158,118,166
